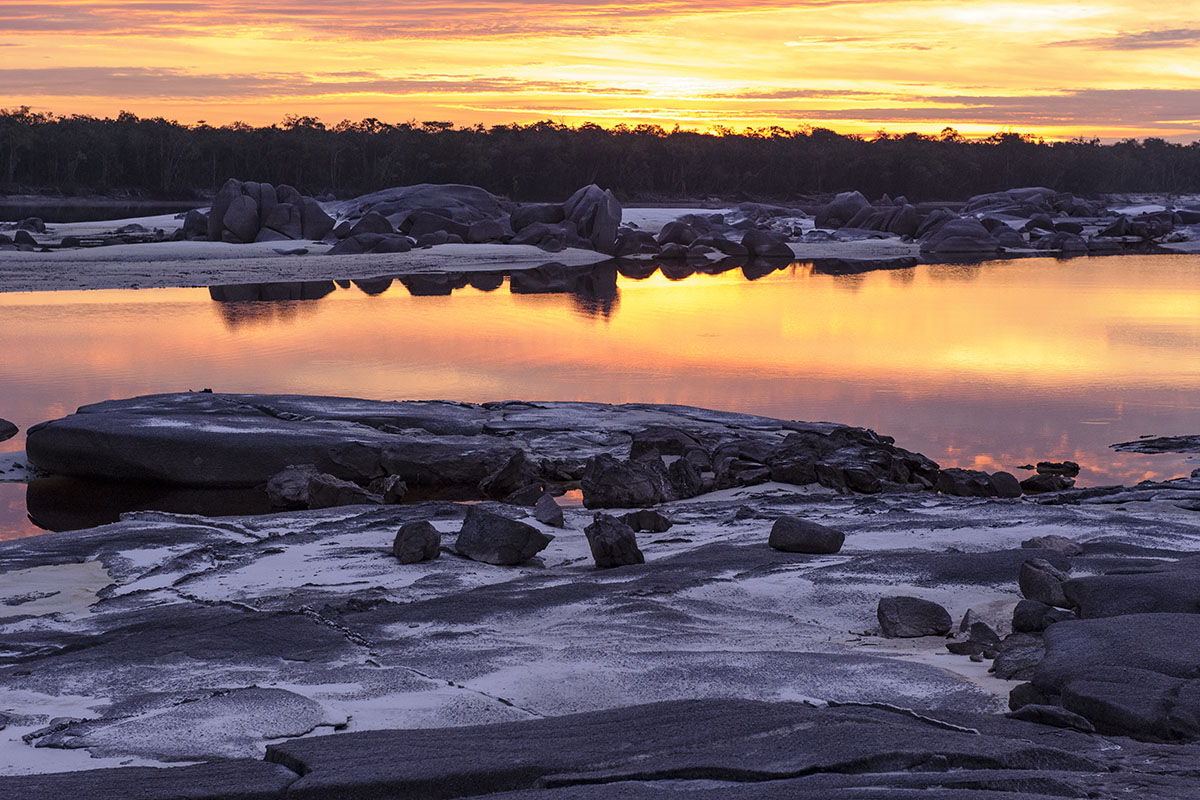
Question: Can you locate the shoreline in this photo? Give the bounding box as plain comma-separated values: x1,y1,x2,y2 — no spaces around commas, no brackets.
1,203,1194,294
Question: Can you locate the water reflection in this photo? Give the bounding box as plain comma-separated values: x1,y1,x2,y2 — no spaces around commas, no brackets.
2,254,1200,538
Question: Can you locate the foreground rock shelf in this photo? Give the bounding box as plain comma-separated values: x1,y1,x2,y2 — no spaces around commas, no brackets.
6,395,1200,795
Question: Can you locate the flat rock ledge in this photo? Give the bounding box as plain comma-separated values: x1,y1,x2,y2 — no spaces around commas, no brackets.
4,699,1200,798
25,393,940,505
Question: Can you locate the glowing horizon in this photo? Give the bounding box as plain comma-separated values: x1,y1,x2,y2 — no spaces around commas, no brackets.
2,0,1199,142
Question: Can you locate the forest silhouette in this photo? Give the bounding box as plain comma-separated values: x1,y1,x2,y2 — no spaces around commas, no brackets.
3,108,1199,201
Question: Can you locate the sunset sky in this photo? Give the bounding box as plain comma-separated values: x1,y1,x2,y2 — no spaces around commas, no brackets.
2,0,1198,140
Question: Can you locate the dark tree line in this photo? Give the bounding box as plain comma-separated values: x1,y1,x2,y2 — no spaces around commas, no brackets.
3,107,1200,202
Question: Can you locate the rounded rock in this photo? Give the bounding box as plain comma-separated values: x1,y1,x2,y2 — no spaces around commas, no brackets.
768,517,845,554
393,521,441,564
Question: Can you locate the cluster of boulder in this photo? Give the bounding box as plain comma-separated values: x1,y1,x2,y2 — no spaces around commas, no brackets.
0,216,46,251
884,530,1200,742
615,209,794,262
808,185,1197,256
933,463,1075,498
199,179,335,244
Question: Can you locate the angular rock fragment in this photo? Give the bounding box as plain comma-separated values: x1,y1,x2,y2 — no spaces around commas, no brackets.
877,596,952,638
584,514,645,568
768,516,845,554
393,521,441,564
1019,558,1071,608
0,417,16,443
533,493,564,528
455,506,553,565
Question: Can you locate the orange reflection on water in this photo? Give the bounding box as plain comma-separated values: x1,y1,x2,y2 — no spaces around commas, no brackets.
1,254,1200,537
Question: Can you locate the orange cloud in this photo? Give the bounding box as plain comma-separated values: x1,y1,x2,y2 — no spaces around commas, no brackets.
1,0,1198,139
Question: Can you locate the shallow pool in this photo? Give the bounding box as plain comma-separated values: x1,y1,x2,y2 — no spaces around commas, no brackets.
3,254,1199,538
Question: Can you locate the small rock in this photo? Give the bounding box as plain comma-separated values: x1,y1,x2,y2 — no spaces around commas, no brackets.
768,517,845,554
455,506,553,566
533,493,564,528
584,514,645,568
393,521,441,564
621,509,673,533
877,596,952,638
1019,558,1071,608
1021,534,1083,556
0,418,17,443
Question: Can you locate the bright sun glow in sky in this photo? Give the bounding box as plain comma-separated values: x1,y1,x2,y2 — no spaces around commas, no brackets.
2,0,1198,140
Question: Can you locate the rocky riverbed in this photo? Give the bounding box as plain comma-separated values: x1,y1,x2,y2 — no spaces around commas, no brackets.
3,395,1200,797
2,183,1198,294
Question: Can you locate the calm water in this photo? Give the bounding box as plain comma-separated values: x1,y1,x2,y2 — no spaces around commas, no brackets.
2,254,1199,538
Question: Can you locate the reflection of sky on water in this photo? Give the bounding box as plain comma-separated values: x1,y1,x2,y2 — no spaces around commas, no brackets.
2,254,1199,538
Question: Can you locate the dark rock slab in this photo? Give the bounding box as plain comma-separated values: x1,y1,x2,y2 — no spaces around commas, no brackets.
266,699,1098,800
393,521,441,563
1031,613,1200,740
455,506,552,565
877,596,952,637
1063,561,1200,617
0,760,297,800
0,417,16,442
1112,434,1200,454
29,687,342,761
768,516,845,554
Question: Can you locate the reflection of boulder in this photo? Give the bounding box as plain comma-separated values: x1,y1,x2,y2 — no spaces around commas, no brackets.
352,277,394,296
467,272,504,292
398,273,469,296
209,281,335,302
615,260,659,280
